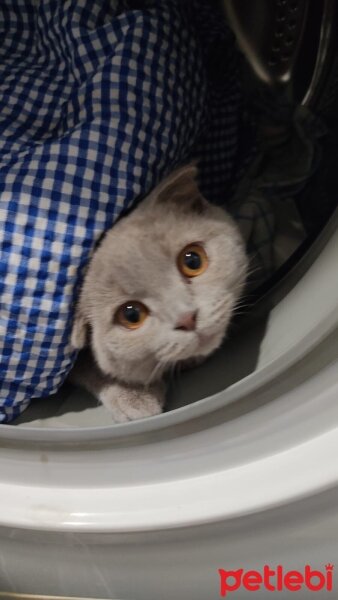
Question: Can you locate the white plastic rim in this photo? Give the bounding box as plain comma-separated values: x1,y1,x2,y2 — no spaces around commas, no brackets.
0,218,337,534
1,420,338,533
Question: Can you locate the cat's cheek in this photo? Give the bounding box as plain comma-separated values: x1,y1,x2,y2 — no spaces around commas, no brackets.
206,236,248,289
198,332,224,357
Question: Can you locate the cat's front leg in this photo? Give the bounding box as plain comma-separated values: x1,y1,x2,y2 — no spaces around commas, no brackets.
100,380,165,423
68,350,165,423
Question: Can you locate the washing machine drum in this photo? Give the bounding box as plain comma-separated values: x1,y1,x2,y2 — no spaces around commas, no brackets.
1,2,338,599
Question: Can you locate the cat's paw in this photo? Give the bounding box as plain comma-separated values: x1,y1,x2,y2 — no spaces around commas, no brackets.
100,382,165,423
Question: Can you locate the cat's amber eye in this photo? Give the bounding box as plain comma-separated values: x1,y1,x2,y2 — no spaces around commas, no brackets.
114,301,149,329
177,244,208,278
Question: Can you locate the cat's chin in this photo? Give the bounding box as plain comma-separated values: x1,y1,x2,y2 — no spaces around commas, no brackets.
161,330,224,368
160,332,223,375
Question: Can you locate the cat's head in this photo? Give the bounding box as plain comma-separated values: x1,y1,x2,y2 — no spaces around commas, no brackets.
72,165,248,386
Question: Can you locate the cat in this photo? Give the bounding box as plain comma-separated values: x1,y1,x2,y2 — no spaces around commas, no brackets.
69,164,248,422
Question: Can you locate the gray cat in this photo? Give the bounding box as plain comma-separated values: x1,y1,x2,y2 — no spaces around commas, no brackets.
70,165,248,422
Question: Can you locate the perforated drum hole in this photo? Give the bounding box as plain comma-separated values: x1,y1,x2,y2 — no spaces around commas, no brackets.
275,28,284,38
289,1,299,12
272,45,281,54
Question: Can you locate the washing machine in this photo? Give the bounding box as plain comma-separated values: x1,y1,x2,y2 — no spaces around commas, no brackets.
1,1,338,599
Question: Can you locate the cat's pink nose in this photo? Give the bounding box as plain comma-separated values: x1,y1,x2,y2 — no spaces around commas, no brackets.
175,311,197,332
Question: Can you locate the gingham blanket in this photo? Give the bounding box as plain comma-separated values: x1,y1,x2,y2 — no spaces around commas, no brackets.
0,0,243,422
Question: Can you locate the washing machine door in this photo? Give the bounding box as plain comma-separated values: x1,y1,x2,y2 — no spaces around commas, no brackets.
1,2,338,599
0,220,337,600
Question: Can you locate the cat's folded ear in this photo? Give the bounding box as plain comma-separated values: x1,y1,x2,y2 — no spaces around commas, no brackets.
71,304,89,349
148,163,208,213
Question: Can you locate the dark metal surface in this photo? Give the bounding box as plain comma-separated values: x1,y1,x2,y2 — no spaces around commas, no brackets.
223,0,336,104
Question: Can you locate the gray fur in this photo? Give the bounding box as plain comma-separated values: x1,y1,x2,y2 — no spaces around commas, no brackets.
69,165,248,422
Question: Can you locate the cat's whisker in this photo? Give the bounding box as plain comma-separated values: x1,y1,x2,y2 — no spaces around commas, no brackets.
233,301,252,312
168,362,177,382
175,361,183,380
145,361,163,386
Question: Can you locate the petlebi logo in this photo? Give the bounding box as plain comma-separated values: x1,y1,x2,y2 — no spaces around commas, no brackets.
218,564,334,596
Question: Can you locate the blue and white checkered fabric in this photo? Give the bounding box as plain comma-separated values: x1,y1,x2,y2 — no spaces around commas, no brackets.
0,0,243,422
